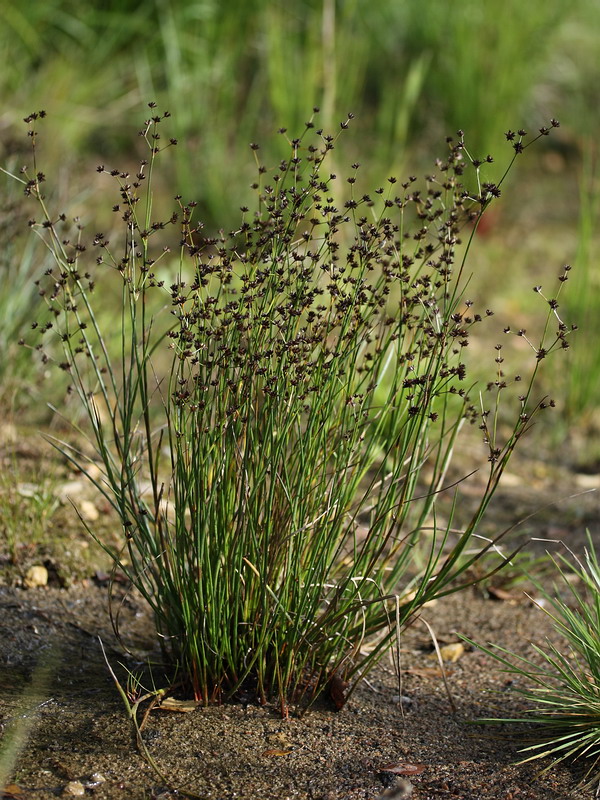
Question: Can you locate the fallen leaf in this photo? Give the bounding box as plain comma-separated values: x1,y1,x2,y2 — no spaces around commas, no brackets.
157,697,200,713
266,732,293,749
398,589,438,608
431,642,464,662
487,585,518,602
380,762,426,775
261,749,293,757
329,672,349,709
1,785,25,799
404,667,451,678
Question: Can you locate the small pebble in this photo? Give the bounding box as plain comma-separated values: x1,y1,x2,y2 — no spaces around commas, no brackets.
57,480,86,501
435,642,464,662
391,694,414,709
378,779,414,799
62,780,86,796
79,499,100,521
83,463,103,481
85,772,106,787
530,596,548,609
24,565,48,588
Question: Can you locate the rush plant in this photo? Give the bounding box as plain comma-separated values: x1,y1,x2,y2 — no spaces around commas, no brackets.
5,106,571,714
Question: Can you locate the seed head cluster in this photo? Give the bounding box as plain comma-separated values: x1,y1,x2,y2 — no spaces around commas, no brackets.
23,110,570,459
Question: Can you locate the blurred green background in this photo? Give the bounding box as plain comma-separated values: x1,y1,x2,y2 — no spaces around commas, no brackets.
1,0,599,448
2,0,598,220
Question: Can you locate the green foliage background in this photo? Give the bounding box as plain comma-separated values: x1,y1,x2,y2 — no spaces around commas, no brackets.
1,0,599,427
1,0,598,224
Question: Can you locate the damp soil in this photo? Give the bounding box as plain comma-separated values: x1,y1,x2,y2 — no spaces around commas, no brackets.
1,433,599,800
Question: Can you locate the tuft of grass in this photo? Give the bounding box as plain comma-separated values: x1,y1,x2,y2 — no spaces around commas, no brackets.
0,464,59,569
397,0,573,168
6,106,571,714
134,0,429,228
468,534,600,788
0,171,47,400
562,141,600,440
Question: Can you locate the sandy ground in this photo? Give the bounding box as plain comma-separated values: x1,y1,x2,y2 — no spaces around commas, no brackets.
1,429,599,800
1,579,598,800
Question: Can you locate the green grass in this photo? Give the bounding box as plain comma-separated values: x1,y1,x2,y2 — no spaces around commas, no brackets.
1,0,598,230
468,534,600,788
405,0,573,159
0,464,59,574
562,141,600,440
0,170,49,401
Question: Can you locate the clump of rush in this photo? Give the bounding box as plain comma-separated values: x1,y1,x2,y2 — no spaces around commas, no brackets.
8,106,572,716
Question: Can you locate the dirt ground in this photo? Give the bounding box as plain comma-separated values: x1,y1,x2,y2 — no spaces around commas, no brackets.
1,429,599,800
2,584,598,800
